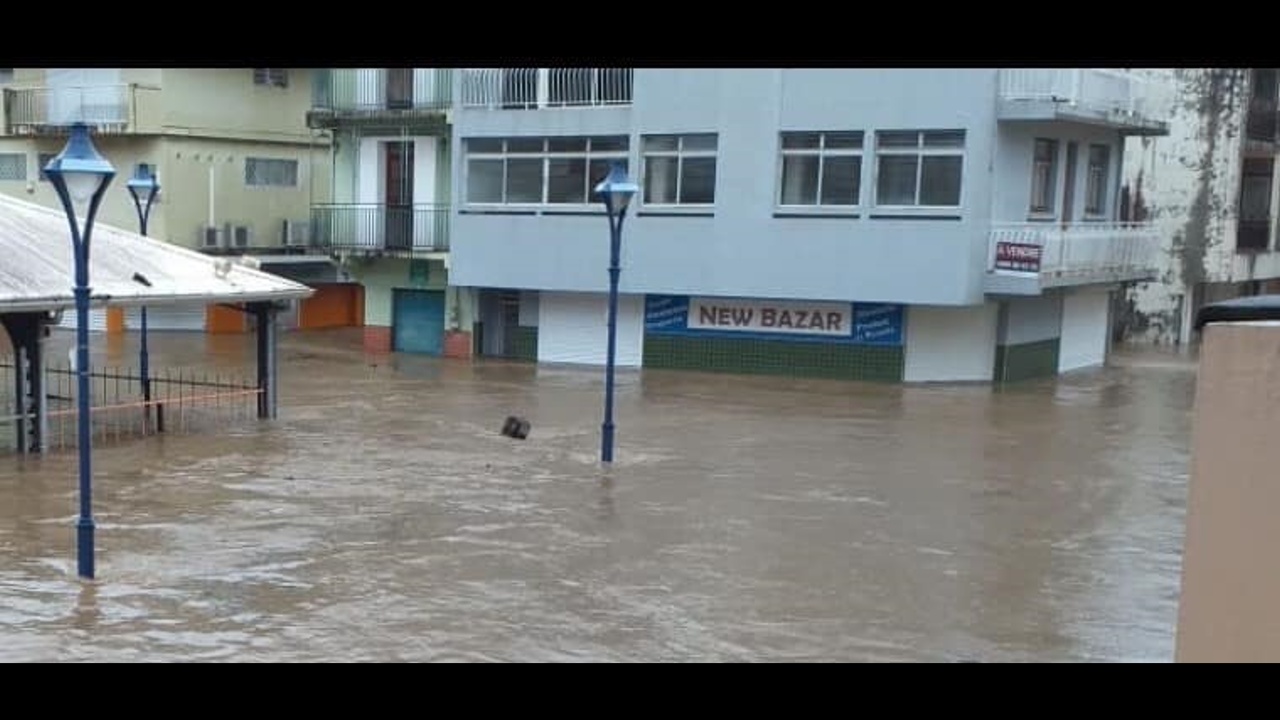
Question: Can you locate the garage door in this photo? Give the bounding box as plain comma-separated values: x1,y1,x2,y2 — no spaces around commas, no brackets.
300,284,364,329
126,304,207,332
392,289,444,355
57,307,108,332
1059,288,1111,372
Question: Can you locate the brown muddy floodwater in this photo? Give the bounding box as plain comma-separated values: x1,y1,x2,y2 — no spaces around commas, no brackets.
0,328,1196,662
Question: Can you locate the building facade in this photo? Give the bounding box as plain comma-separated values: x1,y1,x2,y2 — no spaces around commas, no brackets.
443,68,1169,383
0,68,333,333
305,69,456,356
1119,68,1280,345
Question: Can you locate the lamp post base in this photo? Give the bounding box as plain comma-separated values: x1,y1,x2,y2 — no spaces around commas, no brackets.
76,516,95,580
601,421,615,464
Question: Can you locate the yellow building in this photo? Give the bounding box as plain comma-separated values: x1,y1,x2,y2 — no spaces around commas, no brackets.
0,68,336,332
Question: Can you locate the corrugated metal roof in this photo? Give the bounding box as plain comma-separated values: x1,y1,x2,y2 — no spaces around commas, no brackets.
0,191,313,313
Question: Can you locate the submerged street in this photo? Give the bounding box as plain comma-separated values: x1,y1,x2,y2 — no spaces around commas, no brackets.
0,329,1195,662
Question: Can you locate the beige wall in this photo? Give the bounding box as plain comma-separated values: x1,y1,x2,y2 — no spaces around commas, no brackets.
0,133,331,250
159,135,329,249
158,69,316,142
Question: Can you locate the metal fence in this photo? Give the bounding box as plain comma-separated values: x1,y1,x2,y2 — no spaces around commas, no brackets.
1,358,261,454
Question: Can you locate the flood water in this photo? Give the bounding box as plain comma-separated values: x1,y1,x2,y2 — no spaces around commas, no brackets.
1,328,1196,662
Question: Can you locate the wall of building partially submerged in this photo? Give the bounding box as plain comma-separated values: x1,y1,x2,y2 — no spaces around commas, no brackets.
1119,69,1249,345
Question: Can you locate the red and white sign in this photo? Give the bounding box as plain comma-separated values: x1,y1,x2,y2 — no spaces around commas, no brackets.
994,242,1043,273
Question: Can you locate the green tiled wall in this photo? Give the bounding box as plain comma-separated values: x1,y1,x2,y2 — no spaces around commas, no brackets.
472,322,539,363
643,335,904,382
510,326,539,362
993,338,1060,383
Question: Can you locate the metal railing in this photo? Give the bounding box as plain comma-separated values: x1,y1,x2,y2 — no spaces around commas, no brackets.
311,69,452,112
310,203,450,253
1,359,260,454
997,69,1168,120
989,221,1160,279
460,68,634,109
4,84,135,132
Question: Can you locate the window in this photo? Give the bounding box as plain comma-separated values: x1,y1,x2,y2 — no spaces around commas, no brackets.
464,136,629,205
778,131,862,207
642,133,718,206
0,153,26,182
1029,138,1059,214
875,130,965,207
0,68,13,84
245,157,299,187
37,152,55,182
1084,144,1111,216
253,68,288,88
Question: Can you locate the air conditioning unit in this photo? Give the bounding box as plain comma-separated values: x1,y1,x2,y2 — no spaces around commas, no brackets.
199,225,224,249
281,219,311,247
226,224,252,249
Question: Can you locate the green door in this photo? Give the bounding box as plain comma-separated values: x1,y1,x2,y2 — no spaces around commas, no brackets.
392,289,445,355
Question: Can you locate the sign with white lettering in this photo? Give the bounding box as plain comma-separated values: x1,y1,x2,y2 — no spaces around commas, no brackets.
994,242,1043,274
645,295,904,346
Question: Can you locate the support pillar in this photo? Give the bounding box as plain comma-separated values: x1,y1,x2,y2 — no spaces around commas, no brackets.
2,312,51,454
249,301,280,420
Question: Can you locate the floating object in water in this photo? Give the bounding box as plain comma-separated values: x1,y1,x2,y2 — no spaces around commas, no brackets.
501,416,531,440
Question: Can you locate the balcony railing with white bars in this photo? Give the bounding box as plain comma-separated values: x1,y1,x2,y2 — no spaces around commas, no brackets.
310,69,452,113
988,222,1160,283
997,69,1169,125
4,84,138,133
310,203,449,254
459,68,634,109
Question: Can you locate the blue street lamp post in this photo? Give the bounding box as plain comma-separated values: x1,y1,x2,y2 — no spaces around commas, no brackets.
44,123,116,580
593,163,638,464
126,164,159,425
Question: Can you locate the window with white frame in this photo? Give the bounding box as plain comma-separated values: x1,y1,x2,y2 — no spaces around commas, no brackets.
874,130,965,208
642,133,717,206
253,68,288,88
1029,138,1059,214
0,69,13,84
0,153,26,181
245,157,299,187
1084,144,1111,216
464,136,630,205
778,131,862,207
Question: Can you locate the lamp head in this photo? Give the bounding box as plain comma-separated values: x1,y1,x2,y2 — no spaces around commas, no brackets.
593,162,638,217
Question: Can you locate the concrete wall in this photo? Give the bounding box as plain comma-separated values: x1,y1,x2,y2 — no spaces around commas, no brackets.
903,303,999,382
158,69,316,142
451,68,1002,307
353,257,449,327
1120,69,1253,344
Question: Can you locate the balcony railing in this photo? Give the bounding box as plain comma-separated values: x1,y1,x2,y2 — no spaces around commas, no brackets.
311,69,452,113
989,222,1160,284
997,69,1169,129
459,68,633,109
4,84,150,134
310,203,449,254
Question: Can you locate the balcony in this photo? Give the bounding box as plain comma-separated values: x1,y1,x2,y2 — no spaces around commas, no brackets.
306,69,451,132
459,68,633,109
3,84,159,135
997,69,1170,136
310,204,449,256
985,222,1161,295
